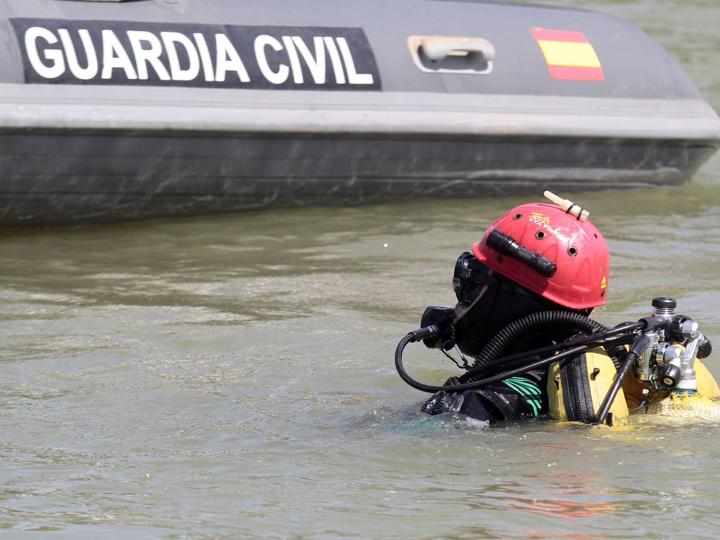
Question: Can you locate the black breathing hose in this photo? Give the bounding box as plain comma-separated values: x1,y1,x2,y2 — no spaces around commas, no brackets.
394,311,643,395
395,332,443,394
461,320,640,381
395,330,636,394
460,310,607,383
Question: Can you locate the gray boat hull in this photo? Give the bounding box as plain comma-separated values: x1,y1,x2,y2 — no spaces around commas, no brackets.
3,129,712,224
0,0,718,224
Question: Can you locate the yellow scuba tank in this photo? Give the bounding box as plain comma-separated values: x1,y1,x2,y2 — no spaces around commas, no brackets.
548,346,720,424
547,348,629,424
623,358,720,406
692,359,720,398
634,359,720,419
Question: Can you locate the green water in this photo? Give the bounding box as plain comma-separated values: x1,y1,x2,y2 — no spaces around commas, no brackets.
1,1,720,538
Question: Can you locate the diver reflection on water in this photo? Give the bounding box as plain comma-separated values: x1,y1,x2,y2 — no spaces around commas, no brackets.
395,193,719,425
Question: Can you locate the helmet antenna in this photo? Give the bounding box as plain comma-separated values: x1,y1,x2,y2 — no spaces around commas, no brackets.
543,191,590,222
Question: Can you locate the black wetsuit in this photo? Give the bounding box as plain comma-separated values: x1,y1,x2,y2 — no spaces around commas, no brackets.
422,377,544,422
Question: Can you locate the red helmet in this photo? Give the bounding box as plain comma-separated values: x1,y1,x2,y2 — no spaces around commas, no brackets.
472,203,609,310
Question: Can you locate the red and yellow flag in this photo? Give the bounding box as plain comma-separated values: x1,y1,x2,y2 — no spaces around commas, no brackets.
530,28,604,82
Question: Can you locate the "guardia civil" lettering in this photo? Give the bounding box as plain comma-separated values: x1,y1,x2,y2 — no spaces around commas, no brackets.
23,26,376,86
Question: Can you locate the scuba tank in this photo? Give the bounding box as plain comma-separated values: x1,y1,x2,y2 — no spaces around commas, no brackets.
547,348,629,423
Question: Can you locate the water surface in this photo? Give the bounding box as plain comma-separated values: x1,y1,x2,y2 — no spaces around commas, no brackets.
1,1,720,538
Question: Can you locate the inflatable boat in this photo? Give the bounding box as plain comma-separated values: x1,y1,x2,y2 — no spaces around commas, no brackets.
0,0,719,224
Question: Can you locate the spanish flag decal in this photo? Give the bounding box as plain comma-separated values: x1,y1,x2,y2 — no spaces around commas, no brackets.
530,28,604,82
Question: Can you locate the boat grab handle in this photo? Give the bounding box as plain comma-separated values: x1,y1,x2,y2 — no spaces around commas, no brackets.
408,35,495,74
420,37,496,63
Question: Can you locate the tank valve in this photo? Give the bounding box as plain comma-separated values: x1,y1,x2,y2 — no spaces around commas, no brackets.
659,362,682,389
658,346,683,389
652,297,676,318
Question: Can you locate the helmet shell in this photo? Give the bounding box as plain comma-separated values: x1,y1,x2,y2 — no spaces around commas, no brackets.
472,203,609,309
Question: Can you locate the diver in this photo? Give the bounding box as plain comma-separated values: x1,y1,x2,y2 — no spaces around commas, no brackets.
395,192,719,425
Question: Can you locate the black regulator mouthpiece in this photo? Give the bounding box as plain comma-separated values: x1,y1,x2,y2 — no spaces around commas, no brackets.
419,306,455,349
